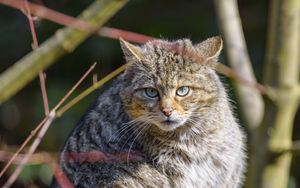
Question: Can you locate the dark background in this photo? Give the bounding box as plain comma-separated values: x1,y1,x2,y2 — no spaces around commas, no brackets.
0,0,299,187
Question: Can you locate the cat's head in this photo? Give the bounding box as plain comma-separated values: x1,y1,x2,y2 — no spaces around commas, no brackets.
120,37,223,132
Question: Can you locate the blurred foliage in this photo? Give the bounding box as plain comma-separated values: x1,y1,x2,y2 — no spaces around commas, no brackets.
0,0,299,187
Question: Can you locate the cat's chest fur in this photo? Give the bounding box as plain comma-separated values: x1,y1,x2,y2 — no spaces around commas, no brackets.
140,125,242,188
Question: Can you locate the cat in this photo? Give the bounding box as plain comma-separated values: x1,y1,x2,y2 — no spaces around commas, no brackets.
51,36,246,188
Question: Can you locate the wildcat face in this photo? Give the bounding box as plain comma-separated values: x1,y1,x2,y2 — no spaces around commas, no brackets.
120,37,223,132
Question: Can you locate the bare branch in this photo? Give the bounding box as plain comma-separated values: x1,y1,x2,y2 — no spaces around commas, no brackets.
213,0,264,130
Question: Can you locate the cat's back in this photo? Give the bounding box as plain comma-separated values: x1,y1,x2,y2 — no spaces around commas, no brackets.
63,76,129,153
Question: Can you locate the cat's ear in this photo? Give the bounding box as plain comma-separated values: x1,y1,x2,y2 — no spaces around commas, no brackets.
120,38,143,62
195,36,223,61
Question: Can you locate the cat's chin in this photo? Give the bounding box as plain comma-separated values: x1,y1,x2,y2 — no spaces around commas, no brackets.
155,120,184,132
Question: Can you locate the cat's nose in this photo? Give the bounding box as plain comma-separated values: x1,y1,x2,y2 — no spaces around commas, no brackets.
162,107,173,117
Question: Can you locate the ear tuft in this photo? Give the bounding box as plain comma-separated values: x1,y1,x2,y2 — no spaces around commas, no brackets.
120,38,143,62
195,36,223,61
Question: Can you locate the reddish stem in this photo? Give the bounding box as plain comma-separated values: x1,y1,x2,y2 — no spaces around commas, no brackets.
0,0,95,32
53,164,75,188
24,0,50,115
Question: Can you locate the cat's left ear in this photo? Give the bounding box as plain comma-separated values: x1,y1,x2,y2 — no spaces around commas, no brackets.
120,38,143,62
195,36,223,61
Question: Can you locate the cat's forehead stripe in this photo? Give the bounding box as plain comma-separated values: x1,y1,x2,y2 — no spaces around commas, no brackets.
147,39,206,64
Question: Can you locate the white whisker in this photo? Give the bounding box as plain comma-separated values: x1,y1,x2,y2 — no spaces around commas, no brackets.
110,114,155,142
127,123,151,164
119,114,156,150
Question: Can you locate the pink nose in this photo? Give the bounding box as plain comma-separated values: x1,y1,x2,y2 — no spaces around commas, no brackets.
162,108,173,117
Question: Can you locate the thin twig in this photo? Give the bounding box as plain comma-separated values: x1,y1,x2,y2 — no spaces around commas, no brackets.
0,117,47,178
24,0,38,49
56,64,126,117
53,164,75,188
3,111,56,188
0,63,96,184
0,150,54,165
99,27,155,43
53,62,97,111
0,150,74,188
216,64,267,94
24,0,50,115
92,74,98,85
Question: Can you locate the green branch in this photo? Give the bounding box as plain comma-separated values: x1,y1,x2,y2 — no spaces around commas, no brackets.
272,140,300,156
291,140,300,155
249,0,300,187
0,0,128,103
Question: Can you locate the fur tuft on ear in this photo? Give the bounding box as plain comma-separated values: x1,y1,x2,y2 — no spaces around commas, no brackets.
120,38,143,62
195,36,223,61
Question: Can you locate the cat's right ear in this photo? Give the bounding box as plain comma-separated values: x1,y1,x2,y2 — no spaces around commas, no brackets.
120,39,143,63
195,36,223,61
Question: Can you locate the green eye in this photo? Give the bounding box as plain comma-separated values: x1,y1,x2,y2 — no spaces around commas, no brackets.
145,88,159,98
176,86,190,97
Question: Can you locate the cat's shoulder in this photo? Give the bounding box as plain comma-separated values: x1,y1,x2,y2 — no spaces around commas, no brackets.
62,75,130,152
83,76,126,123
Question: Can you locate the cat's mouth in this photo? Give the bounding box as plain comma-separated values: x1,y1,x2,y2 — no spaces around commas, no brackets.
156,119,183,131
162,120,178,126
